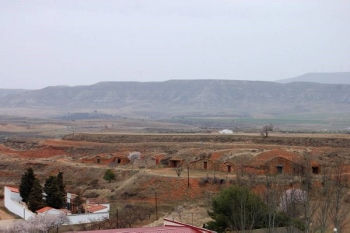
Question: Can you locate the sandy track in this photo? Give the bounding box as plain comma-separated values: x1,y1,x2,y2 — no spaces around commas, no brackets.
0,200,17,221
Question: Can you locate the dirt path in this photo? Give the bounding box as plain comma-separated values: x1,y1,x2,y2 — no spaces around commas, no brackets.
0,200,16,221
144,167,237,179
115,170,143,192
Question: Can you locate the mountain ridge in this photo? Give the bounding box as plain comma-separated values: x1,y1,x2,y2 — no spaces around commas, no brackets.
277,72,350,84
0,89,29,98
0,80,349,118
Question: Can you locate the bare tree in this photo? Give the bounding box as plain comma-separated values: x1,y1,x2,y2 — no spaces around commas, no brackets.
73,193,85,214
175,205,184,220
329,163,349,233
175,165,183,177
100,216,118,229
263,175,281,233
314,165,332,233
27,212,70,233
88,218,106,230
117,205,140,228
2,220,30,233
135,205,153,222
260,123,273,138
128,151,141,169
51,212,70,233
299,153,318,233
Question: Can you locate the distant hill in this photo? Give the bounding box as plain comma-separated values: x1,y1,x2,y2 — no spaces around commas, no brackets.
0,89,28,98
277,72,350,84
0,80,349,119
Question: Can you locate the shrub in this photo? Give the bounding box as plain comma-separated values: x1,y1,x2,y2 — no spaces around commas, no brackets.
84,191,99,198
212,177,221,184
103,169,116,183
199,177,210,186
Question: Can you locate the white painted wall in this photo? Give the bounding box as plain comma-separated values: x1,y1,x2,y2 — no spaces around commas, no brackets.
4,186,109,225
11,192,21,202
38,208,62,216
4,186,35,220
102,203,110,212
91,207,108,214
67,212,109,224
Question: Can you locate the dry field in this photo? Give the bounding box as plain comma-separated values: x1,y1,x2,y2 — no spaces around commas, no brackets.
1,131,350,230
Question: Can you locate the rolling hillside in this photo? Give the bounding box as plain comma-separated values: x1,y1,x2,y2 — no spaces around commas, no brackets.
0,80,349,120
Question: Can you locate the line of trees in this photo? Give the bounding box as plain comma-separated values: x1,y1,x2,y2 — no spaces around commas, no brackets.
19,168,66,212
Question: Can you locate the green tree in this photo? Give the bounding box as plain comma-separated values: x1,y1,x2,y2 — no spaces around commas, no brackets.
103,169,116,183
206,186,292,233
56,171,66,197
27,179,46,212
44,176,65,209
207,186,268,232
19,168,36,203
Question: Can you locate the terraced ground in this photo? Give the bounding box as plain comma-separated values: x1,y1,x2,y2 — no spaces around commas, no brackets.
1,133,350,229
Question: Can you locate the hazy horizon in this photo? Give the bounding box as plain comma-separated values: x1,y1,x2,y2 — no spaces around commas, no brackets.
1,0,349,89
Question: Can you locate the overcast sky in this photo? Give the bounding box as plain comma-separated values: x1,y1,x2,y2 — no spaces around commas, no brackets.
1,0,349,89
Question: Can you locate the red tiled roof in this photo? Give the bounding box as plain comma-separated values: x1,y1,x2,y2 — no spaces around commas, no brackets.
87,205,107,213
36,206,53,213
164,218,214,233
68,226,199,233
59,209,71,214
7,186,19,193
86,197,109,204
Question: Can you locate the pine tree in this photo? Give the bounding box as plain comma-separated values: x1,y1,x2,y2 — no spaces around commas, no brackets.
19,168,36,203
44,176,65,209
27,179,46,212
44,176,56,194
103,169,116,183
56,171,66,197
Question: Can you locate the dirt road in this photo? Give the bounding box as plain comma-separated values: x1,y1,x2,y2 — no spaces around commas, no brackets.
0,200,16,221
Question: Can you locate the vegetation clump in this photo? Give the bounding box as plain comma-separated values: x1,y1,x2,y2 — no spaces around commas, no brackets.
103,169,116,183
19,168,66,211
206,186,291,233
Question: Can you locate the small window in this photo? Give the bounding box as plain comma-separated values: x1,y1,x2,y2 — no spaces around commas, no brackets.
312,166,319,174
203,161,208,169
276,165,283,174
117,158,121,164
227,165,232,173
97,158,101,163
